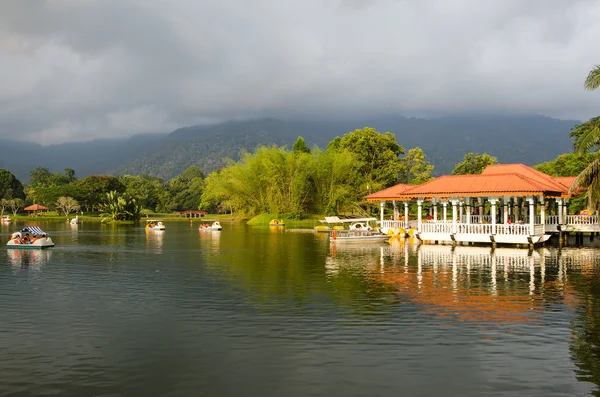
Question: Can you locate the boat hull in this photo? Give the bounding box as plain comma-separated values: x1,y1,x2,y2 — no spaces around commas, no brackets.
146,226,165,230
199,226,222,231
330,231,389,244
7,238,55,249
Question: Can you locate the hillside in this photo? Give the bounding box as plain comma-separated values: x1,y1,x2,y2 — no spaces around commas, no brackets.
0,115,578,181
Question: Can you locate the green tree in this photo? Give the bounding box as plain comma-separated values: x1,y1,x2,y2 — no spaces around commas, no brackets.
570,65,600,209
534,153,596,177
56,196,80,218
398,147,435,184
9,198,24,216
76,175,125,211
101,190,142,222
585,65,600,90
338,127,404,196
451,152,498,175
119,174,164,211
168,166,205,211
0,199,7,218
292,136,311,154
0,169,25,200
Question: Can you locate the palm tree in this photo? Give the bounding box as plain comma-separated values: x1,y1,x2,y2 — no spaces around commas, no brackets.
571,65,600,208
585,65,600,91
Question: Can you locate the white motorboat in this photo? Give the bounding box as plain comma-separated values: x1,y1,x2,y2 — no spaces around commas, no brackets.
146,220,166,230
199,220,222,231
6,226,55,249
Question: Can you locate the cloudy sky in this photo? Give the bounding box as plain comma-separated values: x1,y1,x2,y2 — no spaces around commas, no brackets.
1,0,599,144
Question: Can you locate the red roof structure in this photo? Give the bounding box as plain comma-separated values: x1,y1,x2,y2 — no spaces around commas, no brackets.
24,204,49,211
365,164,573,201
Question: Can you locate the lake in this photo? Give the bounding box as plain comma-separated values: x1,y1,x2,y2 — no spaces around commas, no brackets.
1,220,599,396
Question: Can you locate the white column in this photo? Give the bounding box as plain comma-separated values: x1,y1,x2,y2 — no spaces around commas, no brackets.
564,200,569,220
479,200,484,223
459,201,464,223
404,201,409,225
466,198,471,224
417,199,423,232
528,196,535,235
451,199,458,234
490,197,497,234
442,201,448,222
379,200,385,226
558,198,563,225
503,198,509,224
433,199,438,221
393,200,398,220
540,196,545,234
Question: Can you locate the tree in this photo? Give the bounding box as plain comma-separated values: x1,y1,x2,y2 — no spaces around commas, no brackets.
0,199,7,218
451,152,498,175
398,147,435,184
9,198,24,216
338,127,404,196
585,65,600,91
76,175,125,211
0,169,25,200
56,197,80,218
292,136,311,154
101,191,142,221
534,153,597,177
570,65,600,209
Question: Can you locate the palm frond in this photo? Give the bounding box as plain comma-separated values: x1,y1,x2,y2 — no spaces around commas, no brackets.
585,65,600,91
572,117,600,154
571,158,600,195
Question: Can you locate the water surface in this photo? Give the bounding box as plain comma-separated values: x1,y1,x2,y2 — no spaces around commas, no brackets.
1,220,599,396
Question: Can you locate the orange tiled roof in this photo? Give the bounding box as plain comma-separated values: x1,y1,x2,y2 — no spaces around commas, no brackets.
482,164,568,193
553,176,577,190
383,173,563,199
365,163,576,200
364,183,413,200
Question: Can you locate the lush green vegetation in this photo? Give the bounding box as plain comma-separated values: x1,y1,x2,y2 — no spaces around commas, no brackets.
451,152,498,175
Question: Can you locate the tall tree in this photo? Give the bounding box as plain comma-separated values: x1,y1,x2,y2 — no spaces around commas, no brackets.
534,153,597,177
451,152,498,175
56,197,81,218
571,65,600,209
398,147,434,184
292,136,311,154
0,169,25,200
9,198,24,216
338,127,404,196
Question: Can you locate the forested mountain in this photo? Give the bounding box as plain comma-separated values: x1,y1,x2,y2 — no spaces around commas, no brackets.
1,115,578,181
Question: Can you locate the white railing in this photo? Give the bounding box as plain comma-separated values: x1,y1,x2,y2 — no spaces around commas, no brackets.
546,215,559,225
534,225,545,235
379,220,408,229
456,223,493,234
468,215,492,224
495,224,531,235
420,222,453,233
565,215,600,225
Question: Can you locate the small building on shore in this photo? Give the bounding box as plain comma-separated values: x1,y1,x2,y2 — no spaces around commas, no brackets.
365,164,590,246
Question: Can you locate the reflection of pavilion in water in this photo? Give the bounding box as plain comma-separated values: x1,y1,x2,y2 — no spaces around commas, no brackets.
145,229,164,253
327,241,581,323
7,249,52,270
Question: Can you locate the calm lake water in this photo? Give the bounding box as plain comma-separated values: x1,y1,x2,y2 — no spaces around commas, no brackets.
1,220,600,396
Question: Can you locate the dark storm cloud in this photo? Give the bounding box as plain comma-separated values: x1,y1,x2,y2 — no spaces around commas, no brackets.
0,0,598,143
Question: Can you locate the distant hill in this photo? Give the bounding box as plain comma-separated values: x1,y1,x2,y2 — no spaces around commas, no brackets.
0,115,578,182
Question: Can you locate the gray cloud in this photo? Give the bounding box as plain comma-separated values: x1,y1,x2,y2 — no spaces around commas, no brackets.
0,0,598,143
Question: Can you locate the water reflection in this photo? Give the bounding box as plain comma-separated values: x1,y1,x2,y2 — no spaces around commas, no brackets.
199,229,220,249
145,229,164,253
7,248,52,270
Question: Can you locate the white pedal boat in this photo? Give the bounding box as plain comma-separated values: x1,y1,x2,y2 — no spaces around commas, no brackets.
7,226,55,249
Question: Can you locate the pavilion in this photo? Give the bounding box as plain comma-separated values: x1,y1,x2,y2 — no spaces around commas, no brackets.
365,164,581,246
24,204,49,217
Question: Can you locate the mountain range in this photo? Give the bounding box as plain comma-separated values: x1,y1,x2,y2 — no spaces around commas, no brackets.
0,115,578,182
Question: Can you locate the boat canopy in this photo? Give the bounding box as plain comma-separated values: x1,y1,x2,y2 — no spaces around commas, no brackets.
20,226,47,235
320,216,377,224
